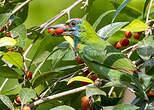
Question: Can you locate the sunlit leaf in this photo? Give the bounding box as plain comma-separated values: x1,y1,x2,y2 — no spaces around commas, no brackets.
67,76,94,85
2,52,24,68
0,95,14,110
0,37,16,47
63,36,74,48
121,19,149,32
0,13,11,29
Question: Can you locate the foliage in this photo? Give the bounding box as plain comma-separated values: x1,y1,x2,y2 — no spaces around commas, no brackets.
0,0,153,110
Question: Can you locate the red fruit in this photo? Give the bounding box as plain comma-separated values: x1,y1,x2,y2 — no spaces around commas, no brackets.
120,38,130,47
6,32,11,37
80,81,88,86
22,49,24,53
48,28,55,33
26,72,32,79
90,75,98,81
114,41,122,49
81,96,90,110
147,91,153,96
76,56,84,64
8,49,14,52
125,31,132,38
134,32,141,40
16,96,21,104
82,101,90,110
54,28,65,34
0,26,5,32
22,106,31,110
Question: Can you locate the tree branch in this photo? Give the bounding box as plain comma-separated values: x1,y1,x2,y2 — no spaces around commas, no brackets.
11,0,32,15
146,0,153,23
29,84,93,107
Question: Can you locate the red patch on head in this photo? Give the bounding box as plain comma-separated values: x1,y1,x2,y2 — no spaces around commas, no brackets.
73,18,81,20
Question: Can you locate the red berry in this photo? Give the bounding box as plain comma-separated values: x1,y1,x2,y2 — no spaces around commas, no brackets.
22,106,31,110
80,81,89,86
125,31,132,38
134,32,141,40
0,26,5,32
26,72,32,79
16,96,21,104
48,28,55,33
22,49,24,53
8,49,14,52
120,38,130,47
76,56,84,64
81,96,90,110
147,91,153,96
54,28,65,34
90,75,98,81
114,41,122,49
6,32,11,37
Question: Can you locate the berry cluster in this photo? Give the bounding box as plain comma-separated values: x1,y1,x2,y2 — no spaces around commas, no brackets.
114,31,141,49
81,96,90,110
0,26,12,37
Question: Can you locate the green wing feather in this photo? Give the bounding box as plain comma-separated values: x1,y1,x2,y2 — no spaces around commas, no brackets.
78,40,136,75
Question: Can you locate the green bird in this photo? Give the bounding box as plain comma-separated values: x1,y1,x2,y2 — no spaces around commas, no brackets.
49,18,136,79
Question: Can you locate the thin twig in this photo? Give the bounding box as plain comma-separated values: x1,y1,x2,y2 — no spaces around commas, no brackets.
0,78,8,92
29,84,93,107
121,44,138,53
146,0,153,23
40,0,83,33
11,0,32,15
108,86,114,97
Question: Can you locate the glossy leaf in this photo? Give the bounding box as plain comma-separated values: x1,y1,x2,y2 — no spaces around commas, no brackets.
0,95,14,110
112,0,131,23
121,19,149,32
0,13,11,29
2,52,24,68
86,85,106,97
143,0,151,18
93,10,115,30
0,66,22,79
112,1,141,18
97,22,128,40
137,35,154,60
142,58,154,67
67,76,94,85
103,104,138,110
10,24,27,49
19,88,36,106
103,81,127,88
50,105,75,110
32,71,63,87
0,37,16,47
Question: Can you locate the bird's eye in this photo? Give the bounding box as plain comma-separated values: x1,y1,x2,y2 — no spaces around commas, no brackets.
70,21,77,27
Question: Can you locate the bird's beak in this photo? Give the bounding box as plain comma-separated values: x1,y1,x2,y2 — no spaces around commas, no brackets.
48,24,74,36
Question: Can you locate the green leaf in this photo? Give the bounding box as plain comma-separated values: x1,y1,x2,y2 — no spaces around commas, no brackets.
104,104,138,110
142,58,154,67
143,0,151,18
0,13,11,29
137,35,154,60
147,101,154,110
19,88,36,106
93,10,116,30
97,22,128,40
121,19,149,32
32,71,63,87
67,76,94,85
0,66,22,79
103,81,127,88
112,1,141,18
86,85,106,97
112,0,131,23
50,105,75,110
10,24,27,49
0,37,16,47
2,52,24,68
0,95,14,110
